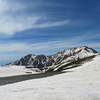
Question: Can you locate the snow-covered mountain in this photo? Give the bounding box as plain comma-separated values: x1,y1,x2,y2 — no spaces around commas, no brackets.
1,54,100,100
8,46,98,71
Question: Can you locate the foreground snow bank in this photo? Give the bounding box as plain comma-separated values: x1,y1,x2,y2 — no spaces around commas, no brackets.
0,55,100,100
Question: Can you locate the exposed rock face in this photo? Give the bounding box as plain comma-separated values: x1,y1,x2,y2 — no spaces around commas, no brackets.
9,46,98,69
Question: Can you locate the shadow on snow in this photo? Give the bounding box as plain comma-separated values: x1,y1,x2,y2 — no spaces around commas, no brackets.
0,71,73,86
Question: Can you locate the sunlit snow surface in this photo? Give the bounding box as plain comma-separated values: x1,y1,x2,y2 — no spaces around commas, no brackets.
0,55,100,100
0,66,39,77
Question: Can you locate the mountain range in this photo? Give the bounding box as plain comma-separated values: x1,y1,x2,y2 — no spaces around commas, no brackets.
7,46,98,72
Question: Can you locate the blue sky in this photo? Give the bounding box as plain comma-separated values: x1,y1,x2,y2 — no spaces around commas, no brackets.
0,0,100,65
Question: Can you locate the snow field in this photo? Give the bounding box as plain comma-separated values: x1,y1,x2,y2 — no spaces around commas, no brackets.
0,55,100,100
0,66,38,77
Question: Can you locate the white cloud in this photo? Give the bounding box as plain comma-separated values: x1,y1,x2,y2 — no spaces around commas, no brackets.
0,40,81,52
0,54,24,61
0,15,41,35
1,41,99,54
0,0,26,14
0,14,69,36
87,43,100,48
29,40,100,53
0,43,30,51
0,32,99,53
34,20,70,28
0,0,6,13
0,0,69,36
30,41,80,50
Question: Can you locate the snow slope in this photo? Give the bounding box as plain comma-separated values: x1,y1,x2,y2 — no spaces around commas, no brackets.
0,55,100,100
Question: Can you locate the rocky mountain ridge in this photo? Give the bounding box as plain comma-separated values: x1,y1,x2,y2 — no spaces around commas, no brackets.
8,46,98,71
